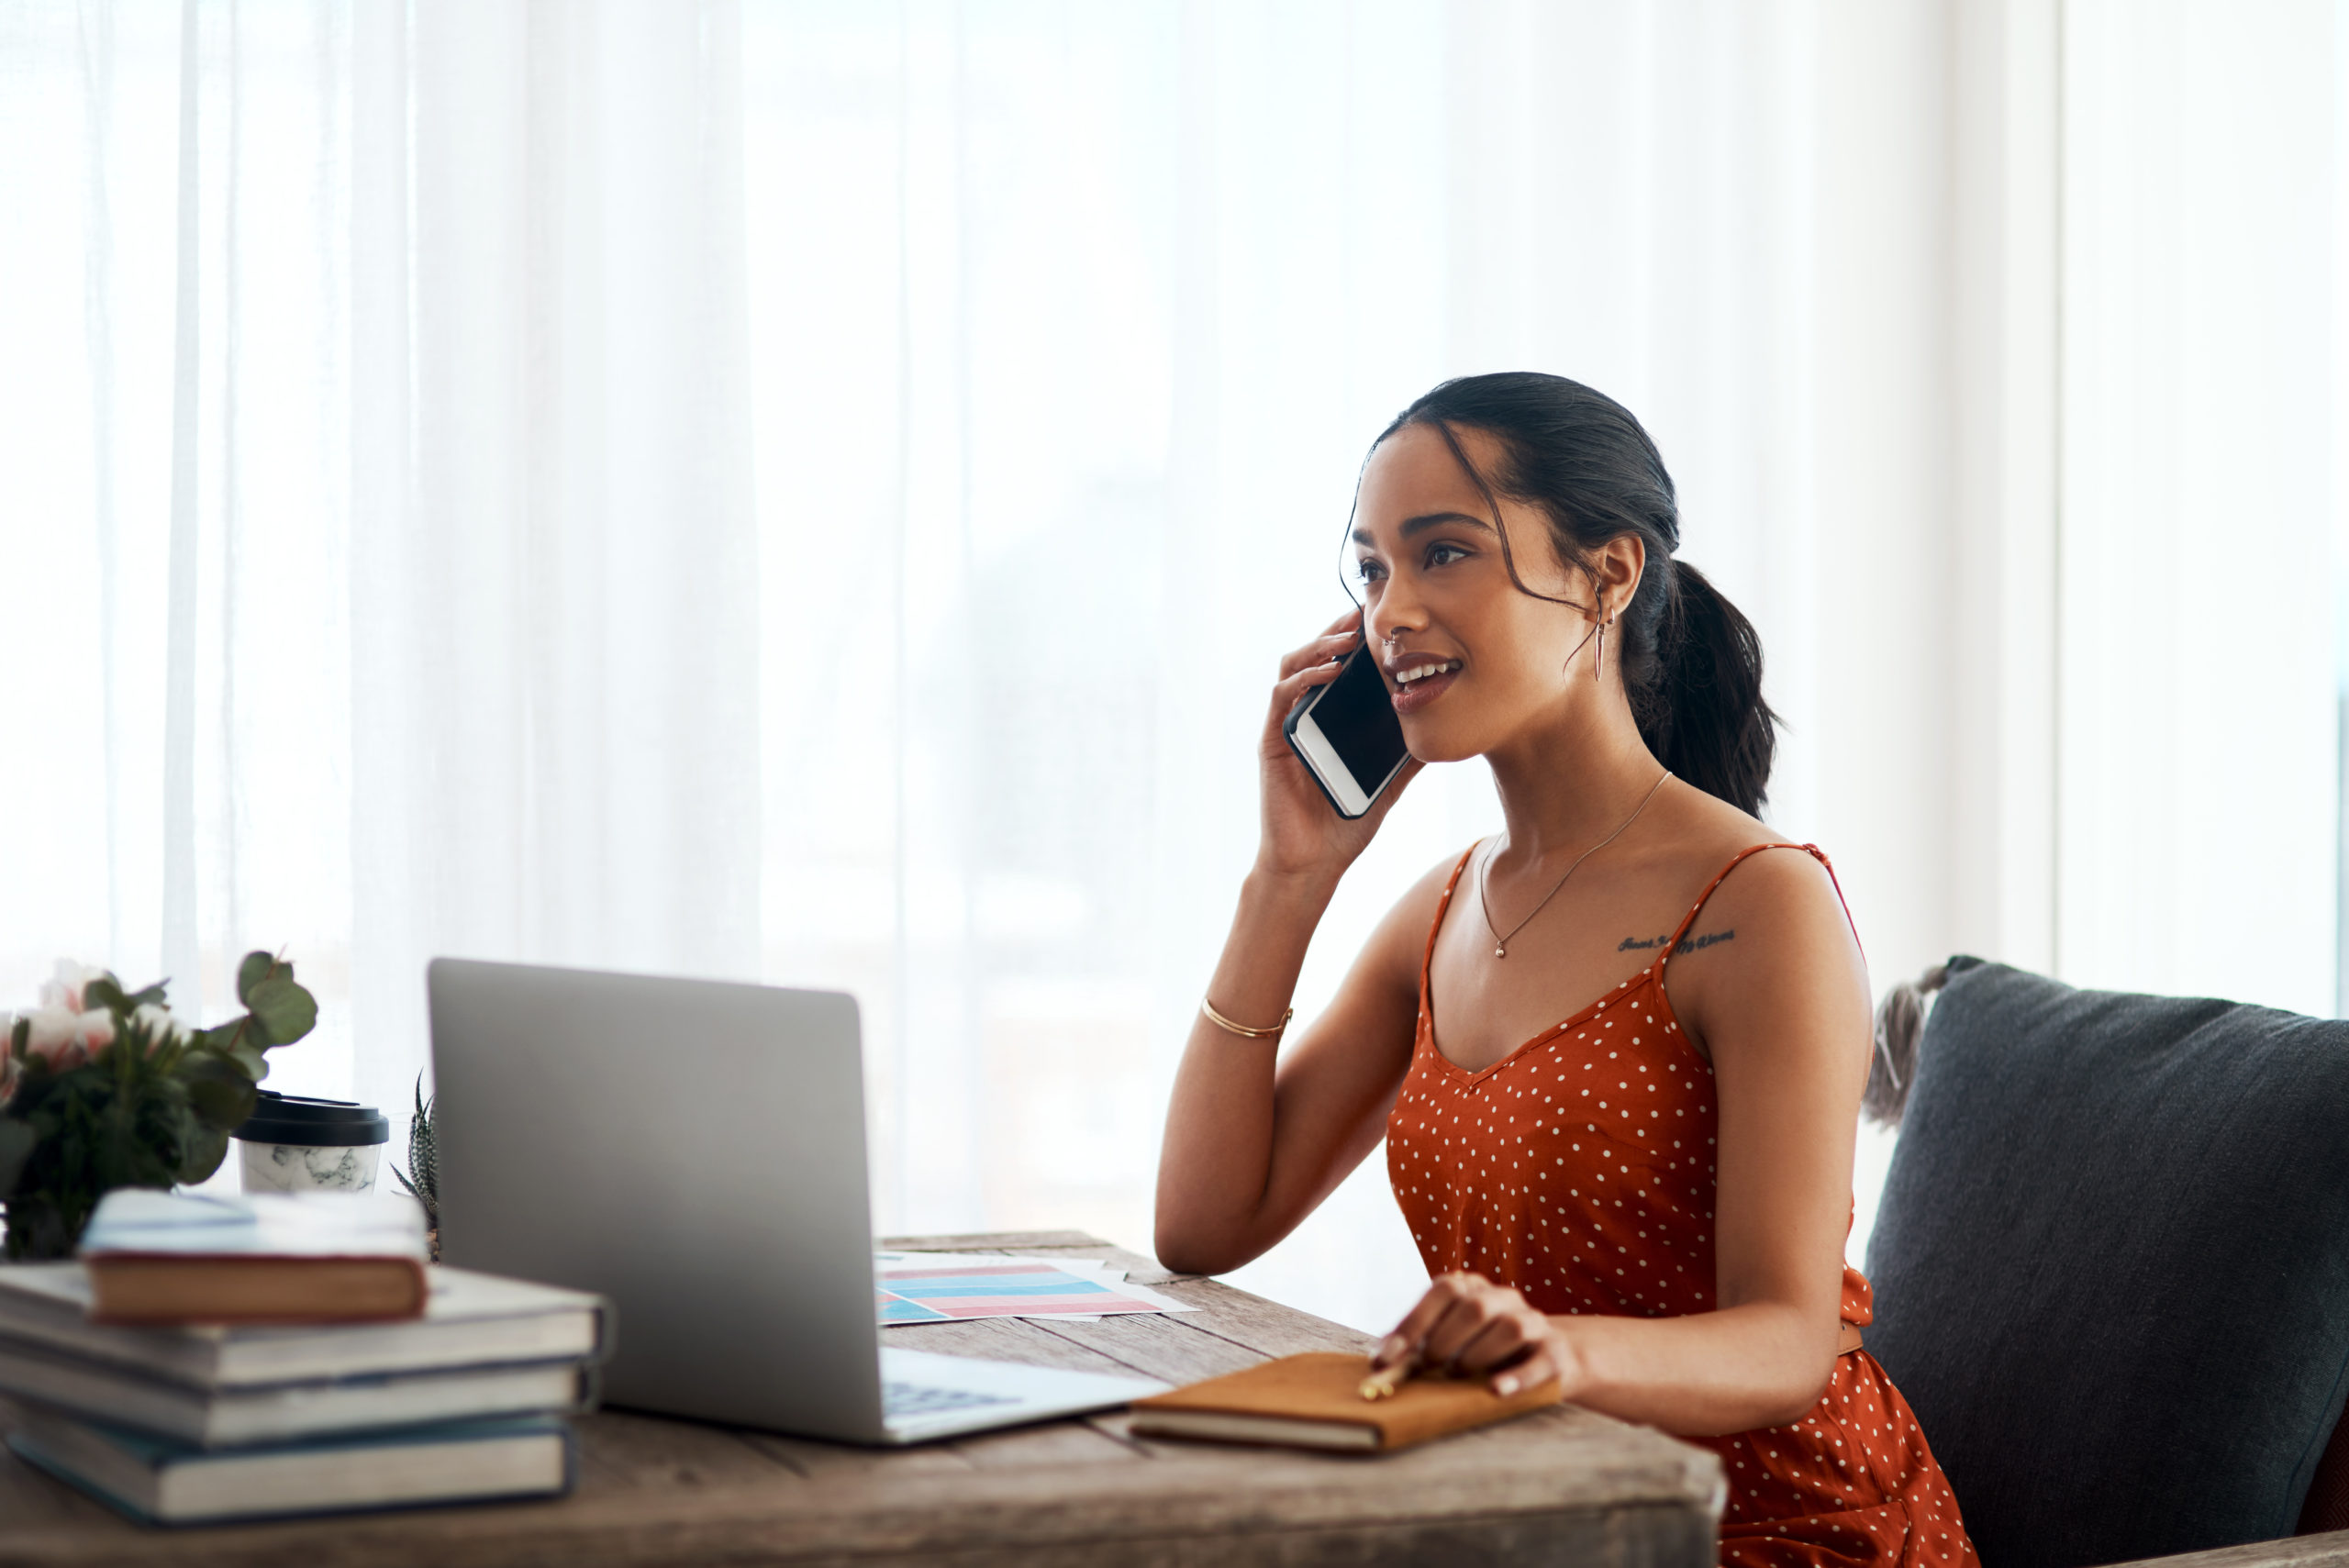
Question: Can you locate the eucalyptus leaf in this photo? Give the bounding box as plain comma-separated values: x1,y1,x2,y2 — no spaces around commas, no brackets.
81,976,128,1015
243,973,317,1048
235,951,283,1006
124,982,170,1009
184,1060,258,1132
177,1122,230,1184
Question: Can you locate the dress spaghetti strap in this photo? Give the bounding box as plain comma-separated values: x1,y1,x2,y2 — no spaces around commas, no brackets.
1419,841,1483,1013
1653,842,1861,981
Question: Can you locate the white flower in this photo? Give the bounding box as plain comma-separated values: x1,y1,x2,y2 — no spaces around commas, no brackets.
70,1009,116,1055
21,1007,88,1069
129,1001,186,1045
37,959,109,1016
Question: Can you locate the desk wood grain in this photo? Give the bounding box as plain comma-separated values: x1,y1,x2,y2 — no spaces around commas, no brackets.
0,1231,1722,1568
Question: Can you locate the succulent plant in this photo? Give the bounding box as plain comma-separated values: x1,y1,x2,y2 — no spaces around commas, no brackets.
392,1073,438,1258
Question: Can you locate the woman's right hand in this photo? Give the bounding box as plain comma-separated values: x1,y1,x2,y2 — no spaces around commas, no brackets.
1256,606,1424,885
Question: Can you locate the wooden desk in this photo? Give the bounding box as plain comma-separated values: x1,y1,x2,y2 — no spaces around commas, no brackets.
0,1230,1722,1567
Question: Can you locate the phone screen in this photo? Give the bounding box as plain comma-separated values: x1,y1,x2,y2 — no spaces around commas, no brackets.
1283,639,1410,817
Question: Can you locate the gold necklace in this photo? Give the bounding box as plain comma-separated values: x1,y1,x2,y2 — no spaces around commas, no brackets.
1477,770,1672,958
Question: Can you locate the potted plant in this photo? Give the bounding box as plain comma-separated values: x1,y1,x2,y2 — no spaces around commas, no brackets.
392,1073,440,1262
0,953,319,1261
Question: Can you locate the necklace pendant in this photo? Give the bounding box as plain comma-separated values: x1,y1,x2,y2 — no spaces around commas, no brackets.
1495,944,1507,958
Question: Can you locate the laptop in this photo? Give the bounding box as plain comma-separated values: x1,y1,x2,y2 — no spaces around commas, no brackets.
425,958,1170,1443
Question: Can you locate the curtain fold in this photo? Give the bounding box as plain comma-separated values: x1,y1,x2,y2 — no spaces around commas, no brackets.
351,0,763,1132
2055,0,2343,1020
2,0,763,1149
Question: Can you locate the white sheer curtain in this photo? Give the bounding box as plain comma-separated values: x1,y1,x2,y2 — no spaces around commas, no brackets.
2054,0,2344,1021
4,1,2342,1336
0,0,760,1156
735,0,1849,1329
3,2,371,1084
346,0,763,1117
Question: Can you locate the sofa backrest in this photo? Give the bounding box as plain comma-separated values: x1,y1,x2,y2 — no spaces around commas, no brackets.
1862,957,2349,1568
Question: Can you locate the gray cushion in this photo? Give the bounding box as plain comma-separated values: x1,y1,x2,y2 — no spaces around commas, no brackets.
1863,957,2349,1568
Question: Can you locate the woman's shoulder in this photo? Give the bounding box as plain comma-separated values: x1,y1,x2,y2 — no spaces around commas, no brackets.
1664,846,1858,991
1646,800,1866,1053
1695,840,1847,923
1357,843,1486,982
1648,787,1849,933
1396,840,1484,925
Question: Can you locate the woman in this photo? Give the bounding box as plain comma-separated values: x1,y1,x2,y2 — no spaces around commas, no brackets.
1154,373,1976,1566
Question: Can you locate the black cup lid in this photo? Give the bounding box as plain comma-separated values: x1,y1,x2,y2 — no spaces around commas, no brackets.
232,1092,391,1148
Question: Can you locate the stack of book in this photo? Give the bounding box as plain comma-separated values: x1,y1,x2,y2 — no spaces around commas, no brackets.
0,1191,610,1525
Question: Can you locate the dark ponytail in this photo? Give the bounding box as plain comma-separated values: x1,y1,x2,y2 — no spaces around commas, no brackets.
1365,372,1779,816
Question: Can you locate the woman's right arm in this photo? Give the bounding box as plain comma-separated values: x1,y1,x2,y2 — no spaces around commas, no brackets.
1152,607,1439,1276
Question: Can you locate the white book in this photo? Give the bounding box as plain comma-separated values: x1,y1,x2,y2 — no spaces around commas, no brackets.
7,1407,573,1525
0,1262,608,1388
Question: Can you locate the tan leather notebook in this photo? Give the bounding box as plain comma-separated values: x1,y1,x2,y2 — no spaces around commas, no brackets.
1128,1351,1563,1452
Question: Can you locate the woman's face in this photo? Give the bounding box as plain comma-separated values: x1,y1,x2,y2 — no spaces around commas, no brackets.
1352,422,1621,763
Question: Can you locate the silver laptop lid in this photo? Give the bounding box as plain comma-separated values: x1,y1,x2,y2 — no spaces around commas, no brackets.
427,958,885,1439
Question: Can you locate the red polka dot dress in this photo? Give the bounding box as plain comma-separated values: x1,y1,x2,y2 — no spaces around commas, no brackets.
1386,842,1978,1568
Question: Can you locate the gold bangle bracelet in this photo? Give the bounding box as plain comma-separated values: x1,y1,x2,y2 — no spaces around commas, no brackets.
1200,996,1293,1040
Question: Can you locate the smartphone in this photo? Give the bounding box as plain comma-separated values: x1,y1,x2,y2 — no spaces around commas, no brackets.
1283,636,1411,818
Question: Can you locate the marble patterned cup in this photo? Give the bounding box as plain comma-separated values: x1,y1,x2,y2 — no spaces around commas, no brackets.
239,1139,384,1194
231,1092,392,1195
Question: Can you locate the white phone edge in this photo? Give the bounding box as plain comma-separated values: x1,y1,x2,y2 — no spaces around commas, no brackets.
1291,711,1372,816
1292,706,1416,818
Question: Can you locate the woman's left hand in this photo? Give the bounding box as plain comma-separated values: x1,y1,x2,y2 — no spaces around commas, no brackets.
1372,1271,1576,1397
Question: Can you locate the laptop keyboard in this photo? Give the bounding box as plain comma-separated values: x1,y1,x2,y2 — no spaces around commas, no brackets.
883,1380,1021,1418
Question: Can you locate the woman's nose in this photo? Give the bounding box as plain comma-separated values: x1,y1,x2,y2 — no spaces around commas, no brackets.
1368,589,1423,650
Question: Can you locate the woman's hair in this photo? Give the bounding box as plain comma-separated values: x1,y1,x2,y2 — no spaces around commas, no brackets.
1362,372,1778,816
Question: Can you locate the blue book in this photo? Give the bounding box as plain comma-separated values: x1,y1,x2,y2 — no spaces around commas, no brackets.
6,1408,574,1525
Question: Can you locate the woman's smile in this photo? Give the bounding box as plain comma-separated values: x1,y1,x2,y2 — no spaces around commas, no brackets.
1387,655,1464,715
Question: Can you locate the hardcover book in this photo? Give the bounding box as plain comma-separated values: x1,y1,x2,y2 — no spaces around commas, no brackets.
0,1337,596,1447
75,1190,431,1325
6,1407,574,1525
0,1262,609,1388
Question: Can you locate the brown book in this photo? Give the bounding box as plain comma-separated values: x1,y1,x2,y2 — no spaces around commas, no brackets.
76,1191,430,1326
82,1258,429,1326
1128,1351,1563,1452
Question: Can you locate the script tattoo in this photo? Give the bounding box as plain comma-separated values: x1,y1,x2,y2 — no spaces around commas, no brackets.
1617,929,1736,956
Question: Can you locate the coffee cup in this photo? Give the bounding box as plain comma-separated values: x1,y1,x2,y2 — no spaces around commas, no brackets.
231,1092,392,1195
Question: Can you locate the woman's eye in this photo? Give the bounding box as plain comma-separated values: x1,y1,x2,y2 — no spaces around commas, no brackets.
1353,557,1386,584
1426,542,1469,568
